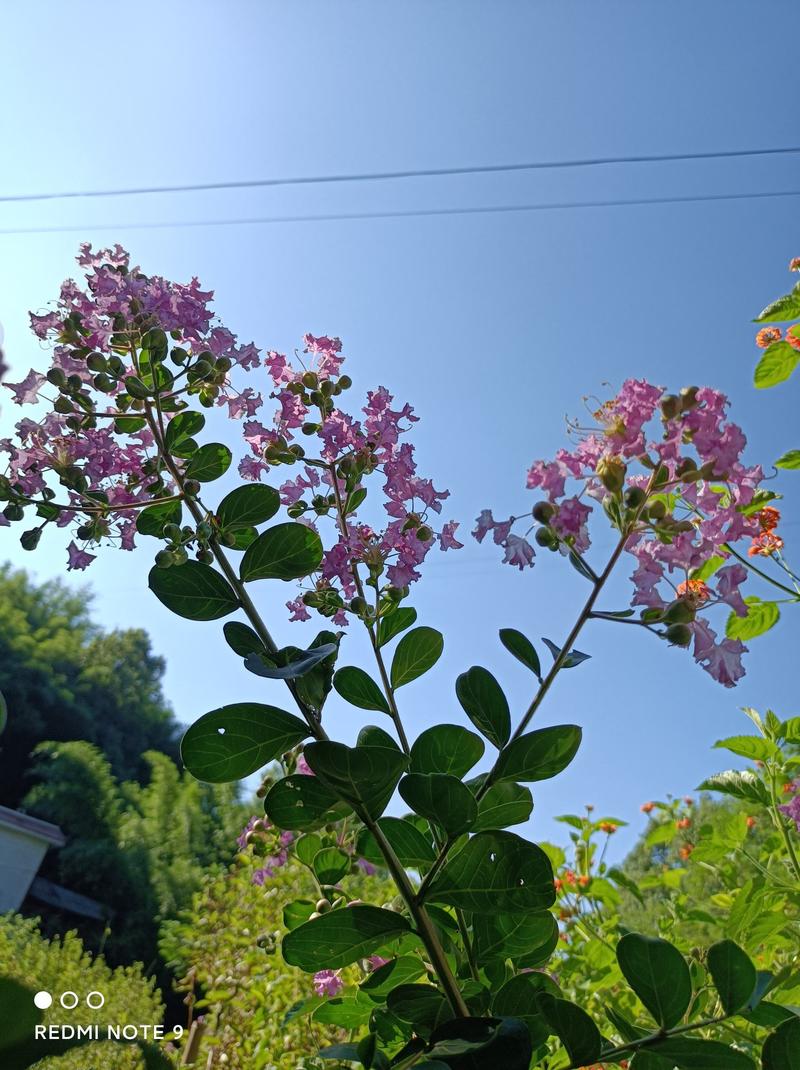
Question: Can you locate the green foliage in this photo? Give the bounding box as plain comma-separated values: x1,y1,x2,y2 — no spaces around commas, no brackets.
0,915,164,1070
0,566,180,807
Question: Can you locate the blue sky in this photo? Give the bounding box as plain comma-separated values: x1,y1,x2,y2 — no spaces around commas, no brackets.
1,1,798,857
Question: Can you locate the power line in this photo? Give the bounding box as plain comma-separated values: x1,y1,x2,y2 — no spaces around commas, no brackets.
1,146,799,204
1,187,798,236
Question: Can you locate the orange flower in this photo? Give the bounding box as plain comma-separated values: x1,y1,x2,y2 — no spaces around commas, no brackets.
599,822,618,835
790,257,800,272
676,578,710,607
788,331,800,353
679,843,695,860
564,869,577,885
756,506,781,532
578,874,591,888
755,327,781,348
749,531,784,557
676,817,692,830
554,878,563,892
641,801,655,814
746,816,757,830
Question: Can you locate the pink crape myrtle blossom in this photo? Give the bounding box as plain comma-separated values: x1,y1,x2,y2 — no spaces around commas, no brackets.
313,970,344,997
779,793,800,835
478,379,776,686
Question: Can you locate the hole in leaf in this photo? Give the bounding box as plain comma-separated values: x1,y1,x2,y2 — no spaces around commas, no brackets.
217,727,226,735
489,852,497,863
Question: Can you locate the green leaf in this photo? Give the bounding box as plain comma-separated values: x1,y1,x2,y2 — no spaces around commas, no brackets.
334,666,391,714
165,410,205,452
148,561,239,620
181,702,310,782
265,774,353,831
473,911,558,967
313,998,373,1029
491,972,559,1047
240,522,323,582
690,555,726,582
473,781,533,832
399,773,477,837
282,905,412,971
376,606,417,647
361,956,427,999
754,282,800,322
284,899,316,930
223,621,266,658
135,497,182,537
696,770,770,806
763,1016,800,1070
455,666,511,749
304,741,408,820
616,933,692,1029
387,985,449,1031
313,846,352,885
754,341,800,389
410,725,485,778
713,735,779,761
184,441,232,482
217,484,280,529
541,637,591,668
492,725,582,784
0,978,41,1050
499,628,542,678
245,644,338,680
426,1017,533,1070
725,597,780,641
607,866,645,905
390,627,444,688
707,939,757,1015
536,994,601,1066
647,1036,755,1069
357,724,400,750
425,830,555,913
775,449,800,470
357,817,436,868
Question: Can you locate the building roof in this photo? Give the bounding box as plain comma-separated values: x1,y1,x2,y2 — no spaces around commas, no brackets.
0,805,66,847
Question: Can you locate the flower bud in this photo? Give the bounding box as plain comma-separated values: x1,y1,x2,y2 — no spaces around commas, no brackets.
535,526,558,549
172,547,189,565
315,898,332,913
215,356,232,373
155,549,174,569
163,523,182,543
196,548,214,564
93,373,115,393
660,394,681,420
108,355,127,376
416,525,433,542
20,528,42,551
349,596,368,615
302,422,320,435
184,479,201,496
338,374,352,390
623,486,647,509
86,352,107,373
46,367,67,388
597,455,626,493
54,395,74,414
680,386,700,410
647,500,667,521
3,503,24,522
301,371,318,389
664,599,695,624
665,623,692,647
220,531,238,548
532,500,556,524
640,607,665,623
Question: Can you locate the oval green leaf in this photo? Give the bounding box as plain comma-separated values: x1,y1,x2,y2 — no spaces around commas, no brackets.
410,724,485,778
333,666,391,714
376,606,417,648
616,933,692,1029
763,1016,800,1070
536,994,601,1067
184,442,232,482
313,846,351,885
492,724,582,783
399,773,477,837
135,497,182,537
265,774,352,832
754,341,800,389
390,627,444,689
499,628,542,677
725,597,780,641
455,666,511,749
223,621,266,658
240,522,323,582
473,781,533,831
357,816,436,869
282,905,411,971
217,484,280,530
148,561,239,620
181,702,310,782
304,741,408,820
707,940,757,1015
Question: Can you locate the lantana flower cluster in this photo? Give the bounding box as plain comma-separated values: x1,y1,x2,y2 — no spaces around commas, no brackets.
476,379,776,686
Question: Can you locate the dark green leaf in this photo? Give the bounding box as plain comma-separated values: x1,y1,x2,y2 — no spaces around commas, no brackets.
313,846,352,885
148,561,239,620
282,905,412,971
181,702,309,782
775,449,800,470
725,598,780,640
284,899,316,930
647,1035,755,1069
492,972,559,1047
318,1043,361,1062
304,741,408,820
361,956,427,999
762,1016,800,1069
492,725,582,783
541,637,591,668
240,522,323,582
245,644,338,680
426,1017,533,1070
410,725,485,778
223,621,266,658
357,724,401,750
399,773,477,837
387,985,449,1031
265,773,353,831
217,484,280,530
474,911,558,967
165,410,205,452
114,414,147,434
499,628,542,677
357,817,436,868
0,978,41,1050
377,606,418,647
707,940,756,1015
754,283,800,322
334,666,391,713
391,627,444,688
536,994,602,1066
473,781,533,832
754,341,800,389
455,666,511,749
425,830,555,913
184,442,232,482
616,933,692,1029
135,497,182,537
313,998,373,1029
696,770,769,806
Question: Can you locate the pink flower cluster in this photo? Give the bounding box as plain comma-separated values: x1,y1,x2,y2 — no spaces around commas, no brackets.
780,781,800,834
2,244,260,569
235,335,462,624
477,380,772,687
236,816,295,885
